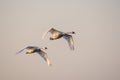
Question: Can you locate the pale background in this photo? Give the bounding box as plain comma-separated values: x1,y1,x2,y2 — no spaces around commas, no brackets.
0,0,120,80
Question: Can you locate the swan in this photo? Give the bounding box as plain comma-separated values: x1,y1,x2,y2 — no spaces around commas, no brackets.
17,46,52,66
42,28,75,50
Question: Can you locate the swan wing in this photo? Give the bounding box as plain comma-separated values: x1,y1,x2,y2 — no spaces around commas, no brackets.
63,35,74,50
37,50,52,66
16,48,26,54
42,28,63,39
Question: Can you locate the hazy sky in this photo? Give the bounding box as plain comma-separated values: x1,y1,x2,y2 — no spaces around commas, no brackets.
0,0,120,80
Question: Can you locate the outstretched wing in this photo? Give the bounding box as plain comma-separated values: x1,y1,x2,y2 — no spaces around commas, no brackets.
42,28,63,39
42,28,51,39
63,35,74,50
49,28,61,34
16,48,26,54
37,50,52,66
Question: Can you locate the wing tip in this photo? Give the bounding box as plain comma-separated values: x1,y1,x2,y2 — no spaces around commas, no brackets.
42,27,53,39
16,48,26,54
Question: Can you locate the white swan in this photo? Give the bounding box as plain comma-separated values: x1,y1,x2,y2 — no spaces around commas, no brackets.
42,28,75,50
17,46,52,66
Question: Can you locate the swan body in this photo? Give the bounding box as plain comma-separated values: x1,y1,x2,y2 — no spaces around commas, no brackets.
42,28,75,50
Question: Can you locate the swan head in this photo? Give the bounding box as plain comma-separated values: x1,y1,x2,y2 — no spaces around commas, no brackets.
72,31,75,34
66,31,75,34
40,47,48,50
44,47,48,49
